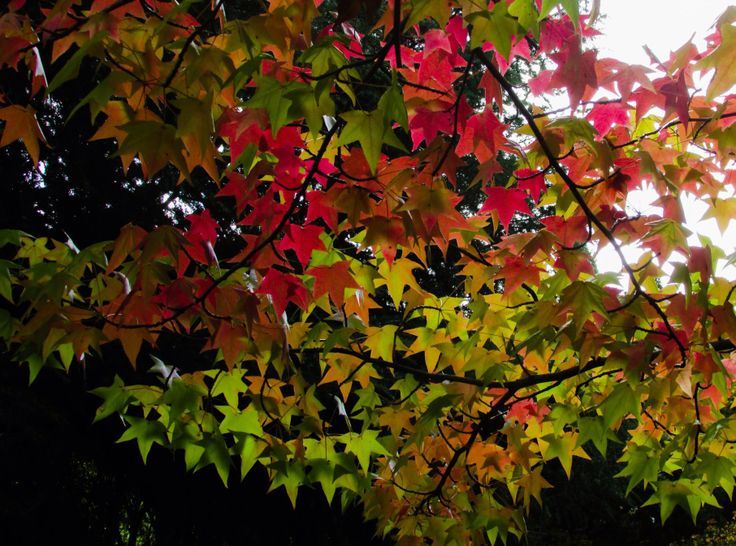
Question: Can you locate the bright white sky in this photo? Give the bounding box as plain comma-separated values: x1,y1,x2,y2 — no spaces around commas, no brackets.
586,1,736,281
595,1,728,66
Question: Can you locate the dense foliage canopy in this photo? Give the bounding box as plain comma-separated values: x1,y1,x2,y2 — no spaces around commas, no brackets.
2,0,736,544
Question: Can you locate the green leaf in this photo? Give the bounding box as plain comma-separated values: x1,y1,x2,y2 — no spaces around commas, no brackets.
236,433,263,480
643,480,720,523
363,325,398,362
539,434,581,478
468,4,517,60
211,370,247,407
560,0,580,28
0,229,27,248
218,404,264,436
171,421,205,471
338,110,386,174
378,79,409,131
163,380,204,421
268,461,307,508
0,308,16,341
287,84,324,136
309,459,338,504
559,281,609,333
616,444,659,494
173,96,215,155
699,452,735,498
197,434,232,486
0,259,14,302
539,0,579,28
577,416,610,456
339,429,390,472
300,39,349,78
599,383,639,429
25,354,44,385
247,77,295,136
697,14,736,100
117,121,188,178
91,376,132,422
509,0,539,38
117,417,168,463
547,117,597,150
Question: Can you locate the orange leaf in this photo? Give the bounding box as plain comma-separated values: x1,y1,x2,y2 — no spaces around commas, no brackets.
0,105,46,165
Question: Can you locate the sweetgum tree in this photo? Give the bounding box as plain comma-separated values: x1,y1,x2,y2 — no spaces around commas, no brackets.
2,1,736,544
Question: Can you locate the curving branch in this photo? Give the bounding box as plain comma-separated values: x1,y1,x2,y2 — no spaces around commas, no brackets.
478,51,689,369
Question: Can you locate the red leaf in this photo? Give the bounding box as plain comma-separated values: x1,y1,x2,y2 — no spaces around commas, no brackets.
183,210,219,264
494,256,543,294
305,189,340,232
541,216,589,248
217,173,258,216
586,102,630,137
688,246,712,282
211,321,248,369
456,107,505,163
244,191,289,234
409,107,454,150
417,49,455,92
307,261,358,308
554,250,594,281
424,30,452,56
257,269,309,316
660,72,690,126
277,224,326,267
515,168,546,202
667,294,703,337
185,210,218,244
694,352,719,385
445,16,468,52
506,399,549,424
529,69,553,95
480,69,503,114
480,187,530,228
549,36,598,110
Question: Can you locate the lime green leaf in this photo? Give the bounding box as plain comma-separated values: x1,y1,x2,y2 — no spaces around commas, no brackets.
509,0,539,37
117,417,168,463
468,4,517,60
269,461,307,508
218,404,264,436
91,375,132,423
339,429,390,472
616,444,659,494
197,434,232,486
211,370,247,407
697,16,736,100
236,434,263,480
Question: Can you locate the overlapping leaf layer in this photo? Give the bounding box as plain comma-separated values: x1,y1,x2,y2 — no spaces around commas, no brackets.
2,1,736,543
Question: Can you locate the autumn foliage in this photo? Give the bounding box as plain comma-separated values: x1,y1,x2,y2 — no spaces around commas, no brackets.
2,0,736,543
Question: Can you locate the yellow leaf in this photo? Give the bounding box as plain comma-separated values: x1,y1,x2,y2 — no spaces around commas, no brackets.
515,466,552,511
698,11,736,100
364,325,398,362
